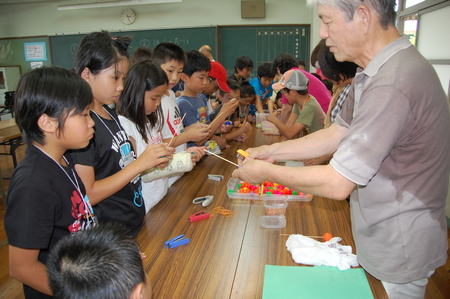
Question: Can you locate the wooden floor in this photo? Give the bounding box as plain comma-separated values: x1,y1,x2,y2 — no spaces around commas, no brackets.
0,144,449,299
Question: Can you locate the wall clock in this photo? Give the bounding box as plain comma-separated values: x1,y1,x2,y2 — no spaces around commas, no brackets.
121,8,136,25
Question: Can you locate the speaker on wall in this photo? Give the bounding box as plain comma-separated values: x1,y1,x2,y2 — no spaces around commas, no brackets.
241,0,265,18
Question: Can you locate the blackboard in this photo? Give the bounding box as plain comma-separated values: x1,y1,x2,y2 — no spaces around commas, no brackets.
0,36,51,73
218,25,310,80
49,27,216,69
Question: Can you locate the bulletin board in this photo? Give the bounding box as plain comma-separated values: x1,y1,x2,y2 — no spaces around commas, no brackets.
0,36,51,72
49,27,217,70
218,25,310,79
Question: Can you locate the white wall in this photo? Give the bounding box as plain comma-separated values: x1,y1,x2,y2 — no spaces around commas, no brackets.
417,4,450,226
418,5,450,98
0,0,313,38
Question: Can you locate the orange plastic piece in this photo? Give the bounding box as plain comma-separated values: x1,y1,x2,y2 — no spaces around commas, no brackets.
323,233,333,241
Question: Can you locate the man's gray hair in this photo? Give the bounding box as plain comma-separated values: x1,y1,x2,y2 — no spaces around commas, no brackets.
307,0,397,29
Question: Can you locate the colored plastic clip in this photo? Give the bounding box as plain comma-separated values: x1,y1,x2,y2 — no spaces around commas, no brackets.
193,195,214,207
236,149,249,160
208,174,224,182
164,234,190,249
189,211,211,222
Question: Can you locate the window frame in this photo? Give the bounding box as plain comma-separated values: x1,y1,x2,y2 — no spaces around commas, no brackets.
397,0,450,65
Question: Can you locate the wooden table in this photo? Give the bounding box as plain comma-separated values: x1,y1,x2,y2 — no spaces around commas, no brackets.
0,118,22,204
0,118,20,138
137,126,388,299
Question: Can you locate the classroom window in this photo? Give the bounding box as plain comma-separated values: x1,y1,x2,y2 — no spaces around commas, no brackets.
405,0,427,8
399,0,450,97
402,14,418,45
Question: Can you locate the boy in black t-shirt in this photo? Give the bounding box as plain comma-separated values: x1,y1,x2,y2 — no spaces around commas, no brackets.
5,66,97,298
227,55,254,85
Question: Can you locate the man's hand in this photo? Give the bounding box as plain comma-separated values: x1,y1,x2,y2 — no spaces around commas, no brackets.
236,145,275,166
232,159,271,184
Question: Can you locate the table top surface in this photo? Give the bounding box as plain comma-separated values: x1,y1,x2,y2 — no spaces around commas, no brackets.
0,118,20,140
136,125,387,299
0,118,17,129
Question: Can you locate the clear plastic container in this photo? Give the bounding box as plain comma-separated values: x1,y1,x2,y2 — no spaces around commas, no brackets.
264,199,287,215
261,120,280,135
260,215,286,228
255,112,269,128
227,178,313,202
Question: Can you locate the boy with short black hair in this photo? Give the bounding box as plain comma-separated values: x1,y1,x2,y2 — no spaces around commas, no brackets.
177,50,235,149
152,42,208,156
268,69,325,140
5,66,97,298
211,79,251,142
249,62,276,113
47,223,152,299
228,55,254,84
149,42,208,198
131,46,153,65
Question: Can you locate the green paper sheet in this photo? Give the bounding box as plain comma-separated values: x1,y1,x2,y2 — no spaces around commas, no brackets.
262,265,374,299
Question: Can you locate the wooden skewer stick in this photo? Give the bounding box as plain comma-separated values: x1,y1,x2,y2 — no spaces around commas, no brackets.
208,112,224,128
280,233,333,241
203,149,239,167
280,234,323,238
167,113,186,148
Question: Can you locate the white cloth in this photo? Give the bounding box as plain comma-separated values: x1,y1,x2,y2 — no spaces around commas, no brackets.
286,234,359,271
140,152,193,183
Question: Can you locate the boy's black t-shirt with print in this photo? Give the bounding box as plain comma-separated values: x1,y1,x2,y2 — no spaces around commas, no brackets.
5,146,96,298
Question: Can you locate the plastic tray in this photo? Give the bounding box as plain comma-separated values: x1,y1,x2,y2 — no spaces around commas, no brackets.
227,178,313,201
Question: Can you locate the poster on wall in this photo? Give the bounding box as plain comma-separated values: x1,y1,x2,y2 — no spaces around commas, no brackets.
24,42,47,61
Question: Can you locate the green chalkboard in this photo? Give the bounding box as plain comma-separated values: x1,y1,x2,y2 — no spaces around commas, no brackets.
0,36,52,73
50,27,216,69
218,25,310,80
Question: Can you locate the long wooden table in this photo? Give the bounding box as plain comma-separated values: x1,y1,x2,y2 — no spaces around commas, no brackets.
137,126,388,299
0,118,22,204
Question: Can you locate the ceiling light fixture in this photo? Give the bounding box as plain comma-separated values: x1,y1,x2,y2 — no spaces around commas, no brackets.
57,0,182,11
